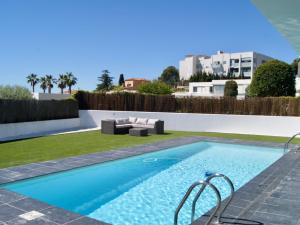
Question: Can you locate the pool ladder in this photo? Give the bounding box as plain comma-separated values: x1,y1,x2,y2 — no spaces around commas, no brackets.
284,132,300,153
174,173,234,225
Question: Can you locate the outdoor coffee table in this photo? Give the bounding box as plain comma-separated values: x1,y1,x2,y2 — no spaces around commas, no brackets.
129,128,148,136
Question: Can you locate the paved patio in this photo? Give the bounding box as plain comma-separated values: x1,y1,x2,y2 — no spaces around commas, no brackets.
0,136,299,225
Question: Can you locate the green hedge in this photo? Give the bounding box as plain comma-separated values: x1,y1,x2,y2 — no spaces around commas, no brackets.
0,99,79,124
74,91,300,117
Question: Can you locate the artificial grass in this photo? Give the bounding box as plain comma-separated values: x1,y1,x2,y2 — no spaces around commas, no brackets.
0,130,298,169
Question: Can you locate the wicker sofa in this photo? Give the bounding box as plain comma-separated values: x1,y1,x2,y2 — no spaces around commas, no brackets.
101,117,164,135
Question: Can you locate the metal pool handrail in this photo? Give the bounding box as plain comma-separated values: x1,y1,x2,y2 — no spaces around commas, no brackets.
191,173,235,224
174,180,221,225
284,132,300,153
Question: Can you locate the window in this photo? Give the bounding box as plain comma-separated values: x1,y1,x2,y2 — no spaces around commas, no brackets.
241,58,252,63
223,61,226,64
230,59,239,65
193,87,197,92
214,85,224,95
241,67,251,72
209,87,213,93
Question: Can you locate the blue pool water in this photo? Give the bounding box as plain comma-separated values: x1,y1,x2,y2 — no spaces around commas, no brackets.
3,142,283,225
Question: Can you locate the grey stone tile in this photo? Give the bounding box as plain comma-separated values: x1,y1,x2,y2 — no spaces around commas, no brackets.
65,217,111,225
250,211,296,225
221,205,244,218
0,176,13,184
0,204,25,222
41,207,81,224
271,191,300,201
230,198,252,208
0,170,21,179
0,189,24,204
35,161,59,168
9,198,51,212
31,167,60,174
257,202,300,218
7,167,34,174
6,217,57,225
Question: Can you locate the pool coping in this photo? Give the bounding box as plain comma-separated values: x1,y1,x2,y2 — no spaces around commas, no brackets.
0,136,299,225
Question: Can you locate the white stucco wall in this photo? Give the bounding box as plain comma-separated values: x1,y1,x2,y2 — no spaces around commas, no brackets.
80,110,300,137
0,118,80,141
32,93,72,100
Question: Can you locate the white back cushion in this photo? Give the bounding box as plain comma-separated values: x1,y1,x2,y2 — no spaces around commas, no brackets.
136,118,148,125
129,117,137,123
147,119,159,125
115,118,129,125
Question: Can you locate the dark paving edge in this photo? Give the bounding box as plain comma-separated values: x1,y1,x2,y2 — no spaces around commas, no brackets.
0,136,296,225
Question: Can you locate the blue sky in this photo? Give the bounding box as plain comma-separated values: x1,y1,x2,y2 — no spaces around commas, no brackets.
0,0,298,92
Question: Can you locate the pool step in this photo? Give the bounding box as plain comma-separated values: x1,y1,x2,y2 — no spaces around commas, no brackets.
174,173,235,225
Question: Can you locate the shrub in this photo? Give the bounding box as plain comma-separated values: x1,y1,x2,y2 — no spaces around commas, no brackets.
137,81,173,95
112,85,124,92
248,60,295,97
224,80,238,97
0,85,32,100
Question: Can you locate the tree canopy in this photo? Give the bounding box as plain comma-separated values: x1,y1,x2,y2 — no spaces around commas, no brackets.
0,85,32,100
291,58,300,76
96,70,114,92
138,80,173,95
248,60,295,97
224,80,238,97
26,74,39,93
159,66,179,86
118,74,125,86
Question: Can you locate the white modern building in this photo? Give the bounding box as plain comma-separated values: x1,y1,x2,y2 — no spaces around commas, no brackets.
179,51,273,80
174,79,251,99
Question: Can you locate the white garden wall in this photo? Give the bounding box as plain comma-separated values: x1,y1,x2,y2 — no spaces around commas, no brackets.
32,93,72,100
0,118,80,141
80,110,300,137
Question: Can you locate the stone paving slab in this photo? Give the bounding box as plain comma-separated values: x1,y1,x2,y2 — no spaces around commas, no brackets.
0,136,297,225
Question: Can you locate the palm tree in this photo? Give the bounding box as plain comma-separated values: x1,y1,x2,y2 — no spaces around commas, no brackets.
45,75,56,94
39,77,47,93
26,74,39,93
65,72,77,94
57,74,67,94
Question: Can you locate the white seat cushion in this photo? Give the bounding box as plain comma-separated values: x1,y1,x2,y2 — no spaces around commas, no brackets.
116,124,132,128
132,124,153,128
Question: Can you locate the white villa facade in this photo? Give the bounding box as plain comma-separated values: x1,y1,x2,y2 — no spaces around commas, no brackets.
179,51,273,80
175,79,251,99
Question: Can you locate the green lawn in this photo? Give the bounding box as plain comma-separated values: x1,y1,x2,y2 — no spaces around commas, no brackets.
0,130,298,169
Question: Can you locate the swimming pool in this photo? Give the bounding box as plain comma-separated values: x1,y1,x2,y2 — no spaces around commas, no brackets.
3,142,283,225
